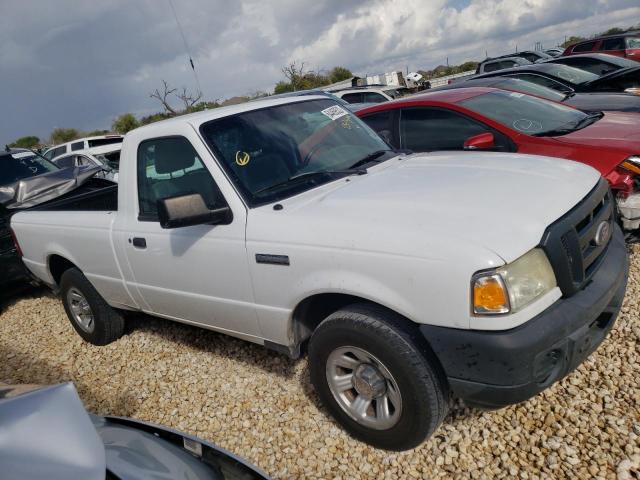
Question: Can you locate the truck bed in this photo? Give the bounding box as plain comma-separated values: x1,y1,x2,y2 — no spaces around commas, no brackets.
32,178,117,212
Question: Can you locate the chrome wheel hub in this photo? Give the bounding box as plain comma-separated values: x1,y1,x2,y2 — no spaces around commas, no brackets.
67,288,94,333
326,346,402,430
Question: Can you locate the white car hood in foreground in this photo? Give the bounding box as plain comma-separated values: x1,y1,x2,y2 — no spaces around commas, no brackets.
252,151,600,263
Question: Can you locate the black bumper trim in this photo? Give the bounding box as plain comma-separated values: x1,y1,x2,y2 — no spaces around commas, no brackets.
420,225,628,408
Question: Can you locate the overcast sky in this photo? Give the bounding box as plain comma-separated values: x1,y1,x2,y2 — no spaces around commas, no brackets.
1,0,639,144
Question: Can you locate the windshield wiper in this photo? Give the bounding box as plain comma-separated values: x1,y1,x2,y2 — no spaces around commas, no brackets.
571,111,604,130
349,149,393,169
254,168,366,196
533,128,576,137
534,112,604,137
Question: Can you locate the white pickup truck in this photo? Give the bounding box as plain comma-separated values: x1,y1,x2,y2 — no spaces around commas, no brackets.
11,96,628,450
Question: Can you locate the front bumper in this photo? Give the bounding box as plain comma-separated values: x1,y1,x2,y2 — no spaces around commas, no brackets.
420,225,629,409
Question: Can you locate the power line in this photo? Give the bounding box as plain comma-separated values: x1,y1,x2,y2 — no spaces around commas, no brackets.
167,0,204,97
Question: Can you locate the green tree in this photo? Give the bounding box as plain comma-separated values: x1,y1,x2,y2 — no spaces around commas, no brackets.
111,113,140,134
274,80,294,94
328,66,353,84
602,27,624,35
86,129,110,137
50,128,81,144
139,112,174,126
561,36,585,48
10,135,40,149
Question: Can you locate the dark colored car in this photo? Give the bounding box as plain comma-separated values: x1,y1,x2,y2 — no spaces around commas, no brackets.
562,31,640,60
1,149,59,287
356,87,640,240
1,148,114,290
475,56,531,74
470,62,640,95
433,75,640,113
0,382,270,479
541,53,638,75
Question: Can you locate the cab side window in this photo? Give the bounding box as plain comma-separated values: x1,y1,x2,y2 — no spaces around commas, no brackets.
360,110,394,146
137,136,226,221
572,41,596,53
362,92,388,103
341,93,364,104
55,155,75,168
399,108,512,152
602,37,625,51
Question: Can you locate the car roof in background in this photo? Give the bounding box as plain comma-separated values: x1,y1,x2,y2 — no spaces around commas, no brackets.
543,53,639,67
472,62,596,80
357,87,496,114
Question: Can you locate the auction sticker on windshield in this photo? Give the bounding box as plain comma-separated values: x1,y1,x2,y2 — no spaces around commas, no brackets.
321,105,348,121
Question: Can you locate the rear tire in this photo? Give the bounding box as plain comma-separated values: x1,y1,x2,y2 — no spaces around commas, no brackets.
60,268,124,345
308,303,449,451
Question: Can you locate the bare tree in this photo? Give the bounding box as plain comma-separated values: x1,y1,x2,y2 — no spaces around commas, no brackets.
150,80,177,114
177,86,203,111
281,60,307,91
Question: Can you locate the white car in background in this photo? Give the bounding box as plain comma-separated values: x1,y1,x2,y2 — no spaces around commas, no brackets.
52,144,121,182
43,135,123,162
330,86,409,104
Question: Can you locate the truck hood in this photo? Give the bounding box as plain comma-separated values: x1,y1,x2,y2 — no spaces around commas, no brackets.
256,152,600,263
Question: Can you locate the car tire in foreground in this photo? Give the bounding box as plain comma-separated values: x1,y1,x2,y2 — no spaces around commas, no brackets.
60,268,125,345
308,303,449,451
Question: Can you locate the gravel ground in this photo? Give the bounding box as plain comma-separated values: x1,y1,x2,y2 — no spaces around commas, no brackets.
1,246,639,479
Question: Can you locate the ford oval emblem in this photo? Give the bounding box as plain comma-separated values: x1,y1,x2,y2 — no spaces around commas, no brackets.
594,221,611,246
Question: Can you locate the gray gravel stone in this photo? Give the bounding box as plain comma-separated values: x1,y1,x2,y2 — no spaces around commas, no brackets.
0,245,638,479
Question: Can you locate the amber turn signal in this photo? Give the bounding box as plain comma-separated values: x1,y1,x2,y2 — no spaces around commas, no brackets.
473,275,509,314
620,158,640,175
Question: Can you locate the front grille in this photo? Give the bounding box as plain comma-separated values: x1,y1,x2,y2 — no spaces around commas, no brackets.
540,178,614,297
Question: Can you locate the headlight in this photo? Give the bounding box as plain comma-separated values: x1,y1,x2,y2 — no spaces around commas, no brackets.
620,155,640,175
472,248,557,315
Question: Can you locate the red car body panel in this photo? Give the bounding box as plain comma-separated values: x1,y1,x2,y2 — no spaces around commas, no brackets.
357,88,639,195
562,35,640,61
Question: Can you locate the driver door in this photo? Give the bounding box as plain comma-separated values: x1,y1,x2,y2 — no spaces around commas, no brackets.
121,135,260,338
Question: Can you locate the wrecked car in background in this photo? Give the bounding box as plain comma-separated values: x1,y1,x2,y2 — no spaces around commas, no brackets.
1,148,114,290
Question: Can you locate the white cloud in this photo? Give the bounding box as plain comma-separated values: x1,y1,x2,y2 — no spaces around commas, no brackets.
1,0,638,143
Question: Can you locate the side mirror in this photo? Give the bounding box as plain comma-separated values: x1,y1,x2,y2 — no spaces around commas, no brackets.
158,193,232,229
463,132,496,151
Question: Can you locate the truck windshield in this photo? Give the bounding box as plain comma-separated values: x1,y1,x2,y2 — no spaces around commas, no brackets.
459,90,596,136
0,152,59,186
200,99,392,206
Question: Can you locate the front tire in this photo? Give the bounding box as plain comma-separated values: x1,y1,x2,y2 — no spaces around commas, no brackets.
60,268,125,345
308,303,449,451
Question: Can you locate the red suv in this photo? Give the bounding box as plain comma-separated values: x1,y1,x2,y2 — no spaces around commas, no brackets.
563,32,640,61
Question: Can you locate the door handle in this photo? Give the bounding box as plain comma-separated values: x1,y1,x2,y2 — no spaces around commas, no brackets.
132,237,147,249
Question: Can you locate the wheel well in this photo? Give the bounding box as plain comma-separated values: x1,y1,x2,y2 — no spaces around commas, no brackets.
293,294,367,345
48,255,77,286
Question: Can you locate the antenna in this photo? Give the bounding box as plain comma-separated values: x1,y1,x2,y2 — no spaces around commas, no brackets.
167,0,204,99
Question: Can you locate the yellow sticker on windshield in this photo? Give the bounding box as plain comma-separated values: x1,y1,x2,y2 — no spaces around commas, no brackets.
341,116,353,129
235,151,250,166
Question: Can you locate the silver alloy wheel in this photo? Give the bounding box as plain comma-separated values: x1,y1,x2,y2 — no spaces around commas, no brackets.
326,346,402,430
66,287,95,333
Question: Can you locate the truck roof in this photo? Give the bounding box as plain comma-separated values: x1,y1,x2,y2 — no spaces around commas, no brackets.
131,95,329,136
